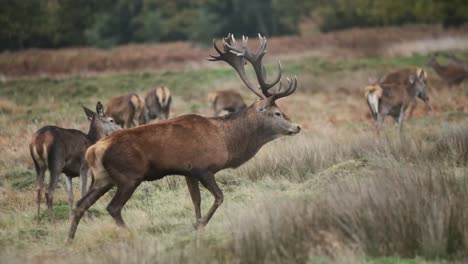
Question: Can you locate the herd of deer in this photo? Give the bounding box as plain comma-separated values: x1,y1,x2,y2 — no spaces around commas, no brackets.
27,34,467,243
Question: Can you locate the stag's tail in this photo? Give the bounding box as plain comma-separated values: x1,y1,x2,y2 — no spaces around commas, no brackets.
364,84,383,116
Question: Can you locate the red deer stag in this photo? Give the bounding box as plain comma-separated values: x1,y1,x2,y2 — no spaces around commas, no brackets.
30,102,121,223
365,70,428,132
139,86,171,124
379,67,428,119
427,54,467,87
105,93,143,128
207,89,247,116
67,34,301,242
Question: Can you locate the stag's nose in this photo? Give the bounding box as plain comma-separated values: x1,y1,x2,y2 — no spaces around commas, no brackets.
287,124,301,135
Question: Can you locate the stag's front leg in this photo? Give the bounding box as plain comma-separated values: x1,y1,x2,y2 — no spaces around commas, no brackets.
185,176,202,227
195,172,223,229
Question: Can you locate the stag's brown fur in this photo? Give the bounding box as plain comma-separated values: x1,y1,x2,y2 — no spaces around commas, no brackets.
139,86,171,124
208,89,247,116
67,34,300,242
30,103,120,223
105,93,143,128
427,55,467,87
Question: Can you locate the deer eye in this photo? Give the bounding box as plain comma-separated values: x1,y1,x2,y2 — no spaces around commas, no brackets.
274,112,282,118
110,119,114,123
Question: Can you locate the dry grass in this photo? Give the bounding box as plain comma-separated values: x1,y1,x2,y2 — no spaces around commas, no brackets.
2,122,467,263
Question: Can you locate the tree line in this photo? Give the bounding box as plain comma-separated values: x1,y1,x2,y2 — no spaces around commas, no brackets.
1,0,466,51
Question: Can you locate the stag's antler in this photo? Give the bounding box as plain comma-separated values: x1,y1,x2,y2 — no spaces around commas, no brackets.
209,34,297,101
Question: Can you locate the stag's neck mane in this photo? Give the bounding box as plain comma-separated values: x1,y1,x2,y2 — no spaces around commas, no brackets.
216,106,278,168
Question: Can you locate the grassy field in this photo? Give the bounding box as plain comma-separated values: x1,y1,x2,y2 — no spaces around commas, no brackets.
1,41,468,263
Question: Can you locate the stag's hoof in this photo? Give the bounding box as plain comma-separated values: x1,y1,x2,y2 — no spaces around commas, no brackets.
192,219,206,230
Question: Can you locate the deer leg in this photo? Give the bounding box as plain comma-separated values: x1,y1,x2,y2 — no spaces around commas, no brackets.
64,176,74,219
195,172,223,229
106,180,141,227
79,168,88,198
185,176,202,224
398,106,406,133
376,114,384,135
34,160,46,224
407,101,417,119
67,178,114,242
127,110,136,128
45,167,61,223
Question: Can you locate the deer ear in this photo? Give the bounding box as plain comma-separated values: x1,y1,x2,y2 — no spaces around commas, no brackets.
418,69,425,80
96,101,105,117
408,74,416,84
82,106,95,121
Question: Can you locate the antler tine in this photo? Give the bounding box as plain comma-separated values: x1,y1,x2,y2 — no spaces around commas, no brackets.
208,34,266,99
269,76,297,101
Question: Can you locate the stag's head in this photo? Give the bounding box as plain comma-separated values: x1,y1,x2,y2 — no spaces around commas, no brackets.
209,34,301,137
83,102,121,137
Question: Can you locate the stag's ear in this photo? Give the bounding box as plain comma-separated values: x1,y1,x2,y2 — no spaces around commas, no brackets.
82,106,95,121
96,101,105,118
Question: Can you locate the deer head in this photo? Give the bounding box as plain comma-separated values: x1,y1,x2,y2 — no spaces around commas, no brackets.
209,34,301,137
82,102,121,140
409,70,429,103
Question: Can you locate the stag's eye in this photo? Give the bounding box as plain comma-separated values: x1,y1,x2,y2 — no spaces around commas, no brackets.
110,119,114,123
274,112,282,118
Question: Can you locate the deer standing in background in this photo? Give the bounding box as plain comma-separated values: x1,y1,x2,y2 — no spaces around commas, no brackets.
207,89,247,116
139,86,171,124
379,67,428,119
440,52,468,71
105,93,143,128
427,55,467,87
365,70,428,132
67,34,301,242
30,102,121,223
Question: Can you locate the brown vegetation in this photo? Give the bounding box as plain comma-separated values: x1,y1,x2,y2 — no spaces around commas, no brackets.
1,25,468,78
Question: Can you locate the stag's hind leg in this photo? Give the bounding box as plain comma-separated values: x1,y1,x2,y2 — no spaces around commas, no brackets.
106,179,141,227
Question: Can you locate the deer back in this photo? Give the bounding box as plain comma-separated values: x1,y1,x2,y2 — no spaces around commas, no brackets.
105,93,142,127
140,86,172,123
208,89,247,116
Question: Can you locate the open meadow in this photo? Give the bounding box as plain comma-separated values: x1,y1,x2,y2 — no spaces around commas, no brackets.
1,26,468,263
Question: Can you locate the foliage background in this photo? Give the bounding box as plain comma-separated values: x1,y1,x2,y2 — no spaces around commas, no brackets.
1,0,467,50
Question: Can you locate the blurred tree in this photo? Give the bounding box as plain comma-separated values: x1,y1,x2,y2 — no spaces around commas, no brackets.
0,0,466,50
